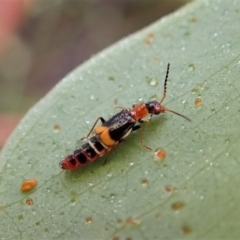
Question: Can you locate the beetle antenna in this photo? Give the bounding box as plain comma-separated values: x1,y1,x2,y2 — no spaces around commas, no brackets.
159,63,170,104
160,63,191,121
164,107,191,121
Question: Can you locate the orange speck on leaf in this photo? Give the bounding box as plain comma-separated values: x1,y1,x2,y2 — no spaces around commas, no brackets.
172,201,185,211
20,179,37,192
126,217,141,225
165,185,174,192
183,225,192,234
148,33,154,40
26,198,34,205
155,149,166,160
190,17,197,23
108,76,115,81
195,97,203,107
113,237,120,240
53,124,61,131
85,217,93,224
141,178,149,186
144,33,155,45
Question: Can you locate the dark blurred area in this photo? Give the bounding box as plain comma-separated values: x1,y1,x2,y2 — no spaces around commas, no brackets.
0,0,190,147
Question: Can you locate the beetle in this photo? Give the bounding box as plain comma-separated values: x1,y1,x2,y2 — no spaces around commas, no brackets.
60,63,190,170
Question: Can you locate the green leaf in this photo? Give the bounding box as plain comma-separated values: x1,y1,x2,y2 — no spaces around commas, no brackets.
1,0,240,239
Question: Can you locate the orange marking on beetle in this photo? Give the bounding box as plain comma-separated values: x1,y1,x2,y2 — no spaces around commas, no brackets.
100,128,116,147
20,179,37,192
95,125,108,134
131,103,149,120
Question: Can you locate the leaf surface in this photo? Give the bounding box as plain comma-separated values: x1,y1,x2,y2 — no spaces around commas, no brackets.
1,0,240,239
